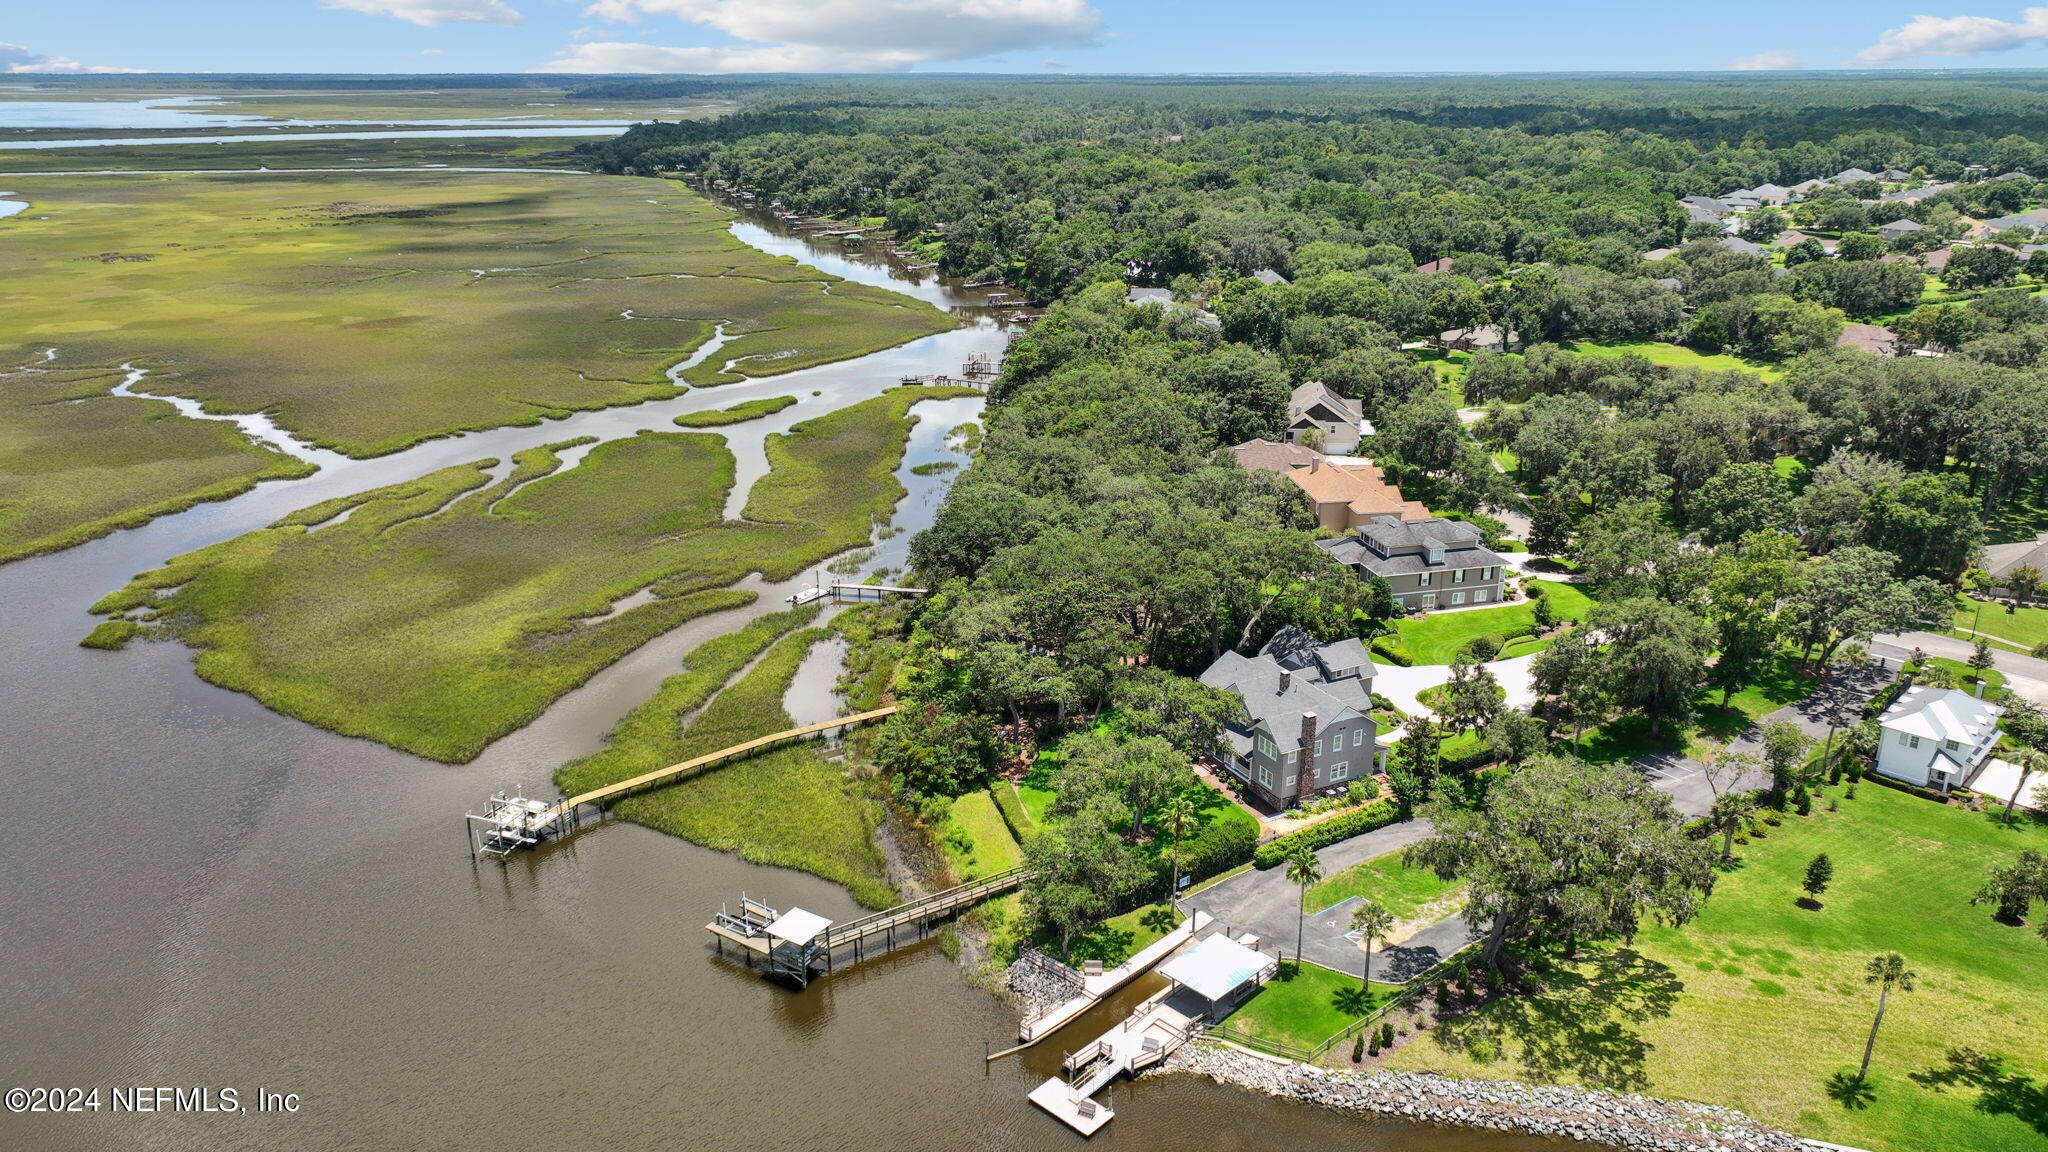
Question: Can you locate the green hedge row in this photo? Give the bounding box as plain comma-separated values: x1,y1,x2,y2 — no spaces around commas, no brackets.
1156,816,1258,892
991,782,1038,843
1370,637,1413,666
1253,800,1404,868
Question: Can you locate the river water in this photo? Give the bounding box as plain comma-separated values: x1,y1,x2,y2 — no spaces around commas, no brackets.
0,182,1566,1151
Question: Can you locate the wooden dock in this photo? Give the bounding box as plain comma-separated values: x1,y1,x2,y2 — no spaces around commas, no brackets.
828,583,928,603
708,866,1031,984
555,706,897,816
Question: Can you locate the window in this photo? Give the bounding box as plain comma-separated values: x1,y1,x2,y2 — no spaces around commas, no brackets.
1946,739,1960,751
1422,593,1437,609
1909,735,1922,749
1896,732,1909,746
1429,547,1443,564
1330,762,1348,781
1352,729,1364,748
1286,750,1298,766
1418,571,1432,587
1258,764,1272,787
1285,775,1297,789
1256,733,1274,757
1474,588,1488,603
1451,591,1466,605
1453,568,1466,584
1315,737,1323,755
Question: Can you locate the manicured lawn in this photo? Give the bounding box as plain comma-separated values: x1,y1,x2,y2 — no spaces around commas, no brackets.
1691,653,1818,748
943,789,1025,880
1393,580,1596,664
1379,785,2048,1152
1955,595,2048,653
1560,340,1783,383
1219,960,1405,1052
1306,849,1462,921
1057,901,1184,967
1911,657,2006,698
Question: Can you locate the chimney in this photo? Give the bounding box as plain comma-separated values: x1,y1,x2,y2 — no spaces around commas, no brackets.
1279,669,1291,692
1298,712,1318,803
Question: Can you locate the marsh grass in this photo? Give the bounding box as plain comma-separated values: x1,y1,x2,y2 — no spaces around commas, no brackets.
90,389,954,761
607,627,897,907
672,395,797,427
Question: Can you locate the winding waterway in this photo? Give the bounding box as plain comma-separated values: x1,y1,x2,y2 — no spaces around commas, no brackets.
0,188,1568,1152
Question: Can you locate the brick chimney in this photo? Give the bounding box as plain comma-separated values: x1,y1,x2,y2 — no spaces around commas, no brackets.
1279,669,1291,692
1297,711,1318,804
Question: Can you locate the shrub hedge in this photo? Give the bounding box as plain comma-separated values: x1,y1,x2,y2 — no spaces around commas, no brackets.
991,781,1038,843
1253,800,1404,868
1371,637,1414,666
1160,815,1259,890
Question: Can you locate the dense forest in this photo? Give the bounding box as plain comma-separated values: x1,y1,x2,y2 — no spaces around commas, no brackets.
581,75,2048,953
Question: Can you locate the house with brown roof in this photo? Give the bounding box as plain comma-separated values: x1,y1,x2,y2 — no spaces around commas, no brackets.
1416,257,1456,274
1836,322,1899,356
1230,441,1431,531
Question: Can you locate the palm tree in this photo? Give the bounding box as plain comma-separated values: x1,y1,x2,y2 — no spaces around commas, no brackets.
2004,749,2045,826
1350,899,1397,992
1858,953,1916,1081
1708,792,1757,861
1160,795,1198,905
1285,847,1324,974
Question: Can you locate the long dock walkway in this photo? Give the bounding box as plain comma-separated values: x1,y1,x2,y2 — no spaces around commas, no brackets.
708,866,1031,985
466,706,896,858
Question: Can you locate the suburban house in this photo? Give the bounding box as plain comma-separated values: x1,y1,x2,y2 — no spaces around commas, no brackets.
1125,285,1222,329
1877,219,1926,241
1875,685,2005,793
1716,235,1767,258
1285,380,1369,454
1416,256,1457,274
1317,515,1510,611
1981,531,2048,597
1438,324,1518,352
1981,208,2048,234
1252,268,1289,286
1680,195,1733,217
1197,625,1384,811
1229,441,1429,531
1837,322,1900,356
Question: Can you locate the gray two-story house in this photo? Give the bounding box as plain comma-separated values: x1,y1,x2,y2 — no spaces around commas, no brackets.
1319,515,1509,612
1198,626,1385,812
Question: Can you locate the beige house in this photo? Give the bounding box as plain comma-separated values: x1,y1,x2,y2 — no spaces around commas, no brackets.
1229,441,1430,532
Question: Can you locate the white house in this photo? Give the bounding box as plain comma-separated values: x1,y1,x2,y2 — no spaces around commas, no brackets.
1875,685,2005,792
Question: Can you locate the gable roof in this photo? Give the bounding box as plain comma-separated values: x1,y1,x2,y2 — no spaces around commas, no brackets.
1286,458,1432,522
1197,647,1374,740
1878,218,1926,237
1836,322,1897,356
1126,286,1174,305
1982,208,2048,232
1717,235,1767,257
1983,533,2048,579
1229,438,1323,476
1882,685,2004,749
1832,168,1877,184
1416,256,1456,274
1289,380,1361,426
1252,268,1289,286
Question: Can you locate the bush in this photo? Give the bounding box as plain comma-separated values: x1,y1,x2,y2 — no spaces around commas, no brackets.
1380,1021,1396,1048
1253,800,1404,867
1461,634,1504,661
1794,783,1812,816
1156,814,1258,892
1370,637,1414,666
990,782,1038,844
1346,777,1381,804
1352,1032,1365,1062
1366,1031,1381,1057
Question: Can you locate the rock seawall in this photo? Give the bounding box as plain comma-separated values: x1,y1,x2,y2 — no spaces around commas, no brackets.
1166,1043,1807,1152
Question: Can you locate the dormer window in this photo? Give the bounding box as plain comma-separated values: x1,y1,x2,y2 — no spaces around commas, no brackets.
1428,547,1443,564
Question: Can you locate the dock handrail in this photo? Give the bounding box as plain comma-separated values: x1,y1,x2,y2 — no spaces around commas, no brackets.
553,705,897,817
824,865,1030,946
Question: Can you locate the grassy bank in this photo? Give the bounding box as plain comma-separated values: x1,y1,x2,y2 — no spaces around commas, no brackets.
0,170,952,562
672,395,798,427
0,361,315,564
608,627,897,908
89,389,959,762
1392,580,1595,664
1221,960,1407,1052
1379,785,2048,1152
1306,849,1462,921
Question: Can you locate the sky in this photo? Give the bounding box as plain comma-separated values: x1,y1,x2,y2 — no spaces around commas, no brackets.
13,1,2048,77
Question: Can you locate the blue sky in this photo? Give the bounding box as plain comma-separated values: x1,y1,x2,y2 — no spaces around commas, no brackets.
12,1,2048,76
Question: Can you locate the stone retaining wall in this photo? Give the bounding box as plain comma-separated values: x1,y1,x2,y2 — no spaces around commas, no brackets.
1164,1042,1807,1152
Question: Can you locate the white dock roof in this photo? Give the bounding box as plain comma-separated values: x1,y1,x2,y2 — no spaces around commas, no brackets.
1160,933,1267,1002
766,907,832,945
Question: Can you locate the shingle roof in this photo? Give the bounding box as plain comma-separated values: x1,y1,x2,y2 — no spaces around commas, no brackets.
1717,236,1767,257
1290,380,1361,426
1287,459,1431,521
1982,208,2048,232
1882,685,2004,750
1197,647,1374,740
1878,219,1926,237
1229,438,1323,476
1126,286,1174,305
1260,625,1375,679
1983,533,2048,579
1252,268,1289,285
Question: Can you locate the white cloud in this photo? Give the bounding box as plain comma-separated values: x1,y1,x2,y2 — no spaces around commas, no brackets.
540,0,1102,73
1853,7,2048,65
1731,50,1803,70
420,48,447,55
0,42,143,74
321,0,523,27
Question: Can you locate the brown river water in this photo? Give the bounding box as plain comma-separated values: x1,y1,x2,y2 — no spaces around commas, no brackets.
0,193,1570,1152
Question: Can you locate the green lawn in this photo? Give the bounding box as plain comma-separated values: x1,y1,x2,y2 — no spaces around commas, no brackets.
1380,785,2048,1152
1956,595,2048,653
1219,960,1405,1052
1056,900,1184,967
88,389,959,762
1306,849,1462,921
942,789,1024,880
1393,580,1596,664
1560,340,1783,382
